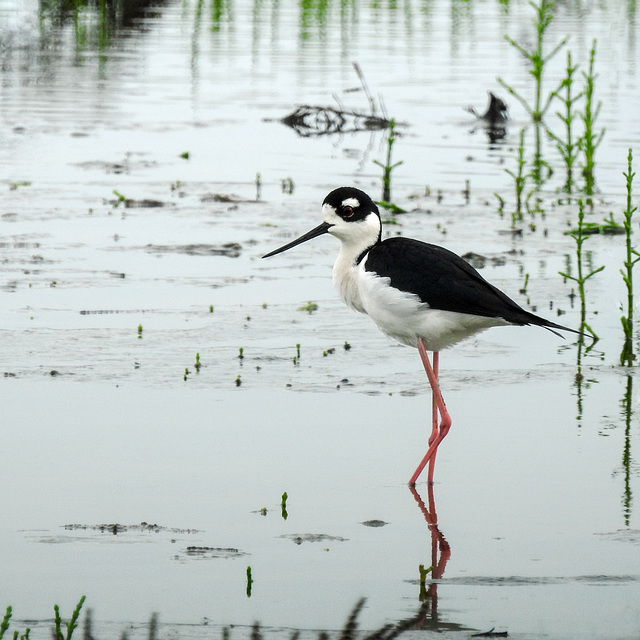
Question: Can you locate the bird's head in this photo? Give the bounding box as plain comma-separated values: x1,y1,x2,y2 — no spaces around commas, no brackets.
262,186,381,259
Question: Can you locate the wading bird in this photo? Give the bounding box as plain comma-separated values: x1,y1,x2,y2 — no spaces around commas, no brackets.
263,187,579,485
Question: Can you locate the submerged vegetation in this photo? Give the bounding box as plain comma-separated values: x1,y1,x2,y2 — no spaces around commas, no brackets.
0,598,434,640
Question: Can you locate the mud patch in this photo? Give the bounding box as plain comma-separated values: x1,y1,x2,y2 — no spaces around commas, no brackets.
179,546,249,559
279,533,348,545
63,522,202,534
141,243,242,257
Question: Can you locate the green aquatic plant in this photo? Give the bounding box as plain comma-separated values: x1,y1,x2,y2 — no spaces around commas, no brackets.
53,595,86,640
238,347,244,359
498,0,567,123
281,491,288,520
519,272,530,295
548,50,582,194
418,564,432,601
559,199,603,341
137,324,143,338
376,200,407,214
579,40,605,196
281,177,295,194
194,352,201,371
112,189,126,208
246,566,253,597
374,119,403,202
9,181,31,191
504,129,530,225
298,301,318,313
619,149,639,366
0,607,12,640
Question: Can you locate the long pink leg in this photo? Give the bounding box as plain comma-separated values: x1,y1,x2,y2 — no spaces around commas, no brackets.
427,351,440,483
408,340,452,485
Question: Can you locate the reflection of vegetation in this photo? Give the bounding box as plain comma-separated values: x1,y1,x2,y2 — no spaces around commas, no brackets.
617,375,634,526
498,0,566,123
1,596,470,640
39,0,168,51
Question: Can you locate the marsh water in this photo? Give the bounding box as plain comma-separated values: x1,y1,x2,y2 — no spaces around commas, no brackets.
1,0,640,638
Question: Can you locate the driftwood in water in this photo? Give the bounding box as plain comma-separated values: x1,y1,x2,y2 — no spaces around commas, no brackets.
280,104,391,137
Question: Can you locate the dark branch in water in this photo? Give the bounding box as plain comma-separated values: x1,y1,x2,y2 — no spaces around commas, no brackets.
279,105,394,137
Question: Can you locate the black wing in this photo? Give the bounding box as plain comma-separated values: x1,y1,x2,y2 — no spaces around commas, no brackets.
365,237,571,331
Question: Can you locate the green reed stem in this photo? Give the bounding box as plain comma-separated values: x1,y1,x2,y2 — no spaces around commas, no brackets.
498,0,567,123
559,199,603,341
548,50,583,193
53,596,86,640
374,119,403,202
579,40,605,196
504,129,529,226
0,607,11,640
619,149,639,366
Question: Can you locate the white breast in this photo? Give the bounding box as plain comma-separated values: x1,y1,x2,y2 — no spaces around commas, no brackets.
355,263,510,352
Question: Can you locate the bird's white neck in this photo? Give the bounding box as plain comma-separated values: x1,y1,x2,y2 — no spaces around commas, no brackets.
327,212,380,314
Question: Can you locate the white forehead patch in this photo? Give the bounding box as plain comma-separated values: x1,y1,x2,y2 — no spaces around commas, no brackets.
341,197,360,209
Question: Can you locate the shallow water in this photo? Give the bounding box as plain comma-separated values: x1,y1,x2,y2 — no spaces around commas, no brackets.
0,0,639,637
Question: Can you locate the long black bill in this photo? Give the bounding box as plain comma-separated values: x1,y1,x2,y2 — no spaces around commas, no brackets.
262,221,333,258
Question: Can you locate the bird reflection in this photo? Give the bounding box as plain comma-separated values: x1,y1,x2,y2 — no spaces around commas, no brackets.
466,92,508,144
409,484,451,626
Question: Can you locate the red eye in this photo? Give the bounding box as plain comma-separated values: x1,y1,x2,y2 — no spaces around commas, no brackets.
342,205,354,217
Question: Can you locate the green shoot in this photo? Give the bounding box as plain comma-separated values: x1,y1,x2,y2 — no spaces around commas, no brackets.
281,177,295,194
112,189,126,208
418,564,432,601
298,301,318,313
374,119,403,202
498,0,567,122
559,199,603,341
548,50,583,194
246,567,254,597
0,607,12,640
579,40,605,196
504,129,530,226
619,149,639,366
53,596,86,640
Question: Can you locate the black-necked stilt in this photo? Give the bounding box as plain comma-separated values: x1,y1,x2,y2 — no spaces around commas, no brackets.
263,186,580,485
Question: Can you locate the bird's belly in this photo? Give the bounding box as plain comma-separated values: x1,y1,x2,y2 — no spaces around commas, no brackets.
359,276,510,351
